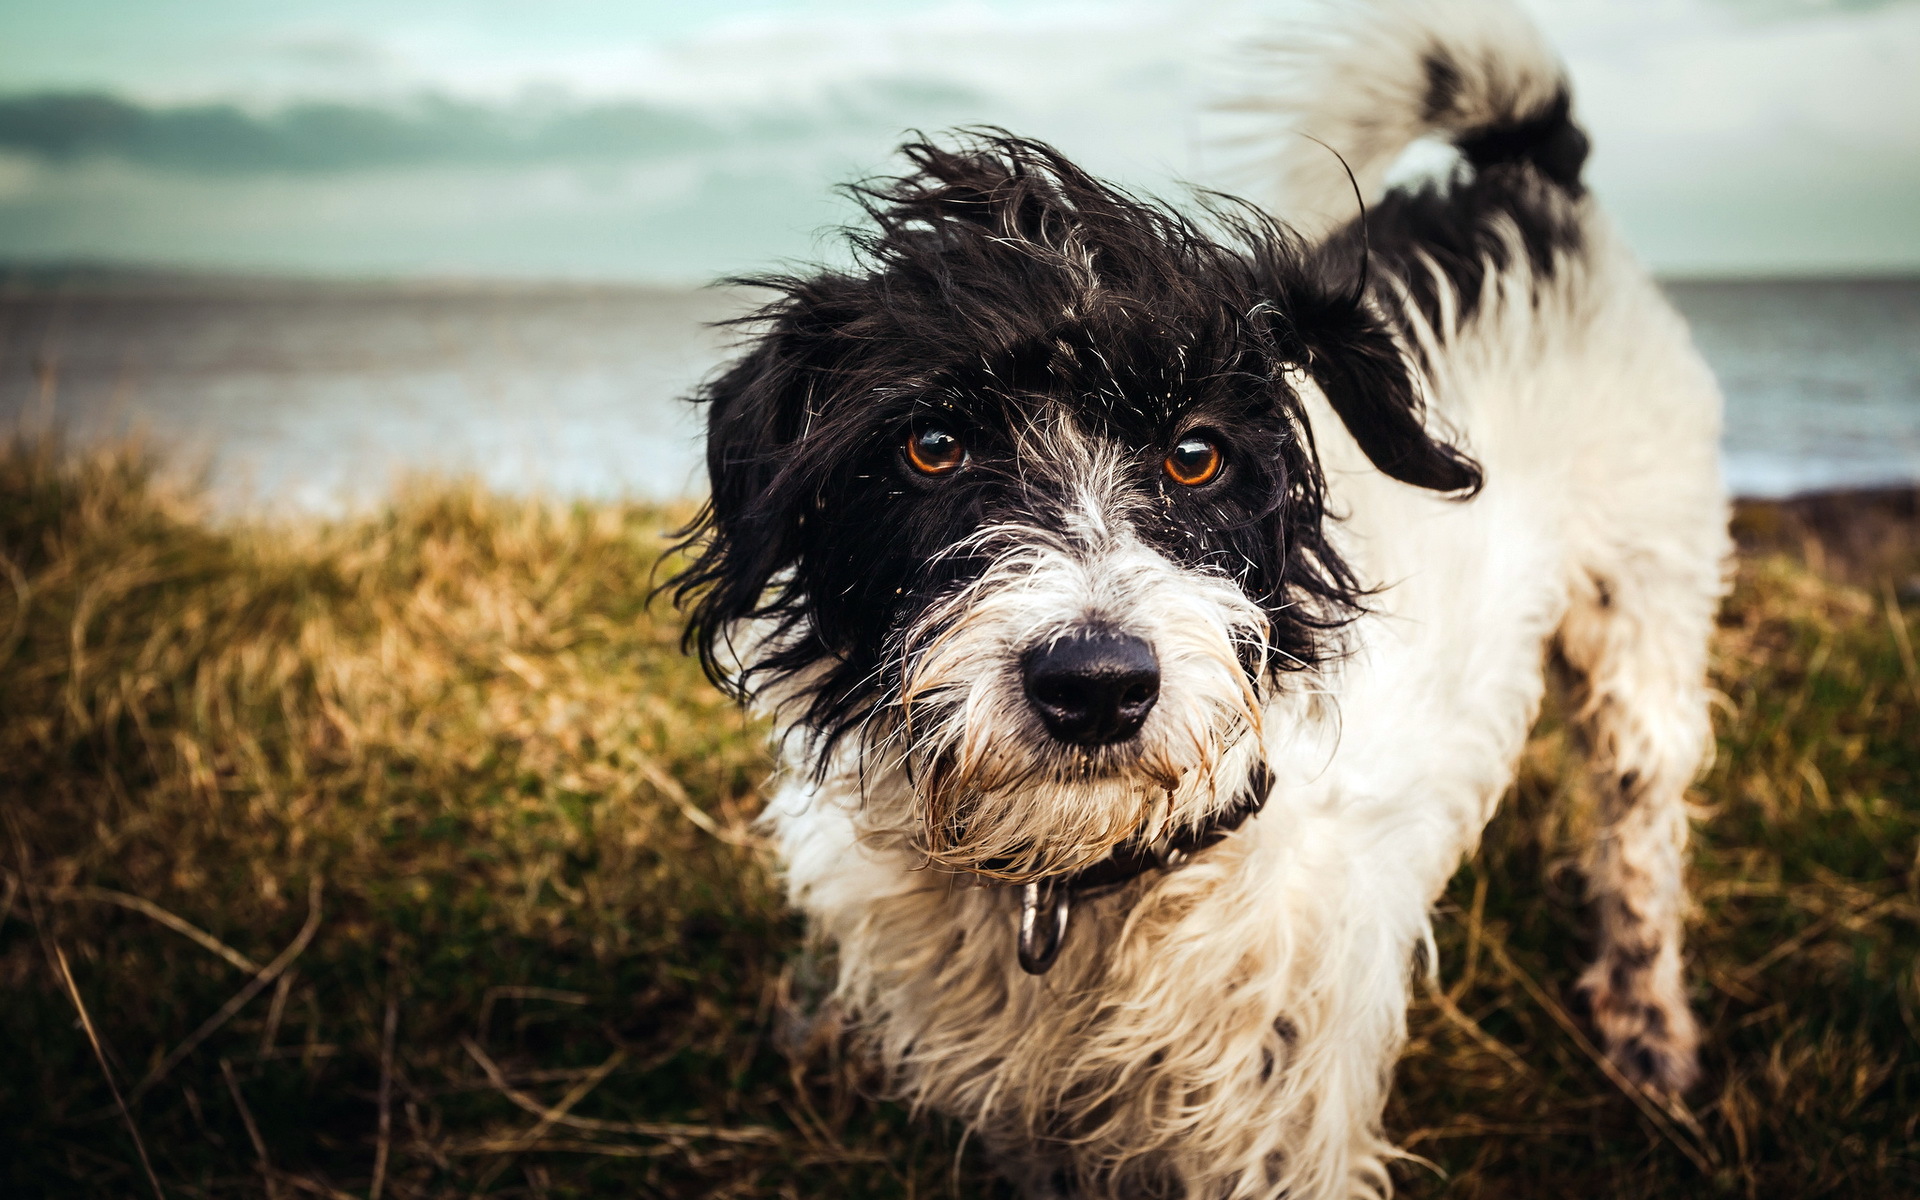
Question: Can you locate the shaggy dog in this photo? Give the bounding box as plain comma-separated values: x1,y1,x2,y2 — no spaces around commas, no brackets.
671,0,1729,1195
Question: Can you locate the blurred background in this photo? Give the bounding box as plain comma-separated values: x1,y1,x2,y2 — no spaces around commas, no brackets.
1,0,1916,510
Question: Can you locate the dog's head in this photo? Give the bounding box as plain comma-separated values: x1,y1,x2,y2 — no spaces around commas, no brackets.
672,132,1478,878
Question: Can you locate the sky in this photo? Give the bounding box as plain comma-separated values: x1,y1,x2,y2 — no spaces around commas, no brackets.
0,0,1915,282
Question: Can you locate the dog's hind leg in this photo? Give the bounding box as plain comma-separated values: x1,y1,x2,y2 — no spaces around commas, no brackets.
1554,552,1721,1094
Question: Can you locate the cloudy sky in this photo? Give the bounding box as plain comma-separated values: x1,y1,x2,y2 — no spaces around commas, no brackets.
0,0,1915,281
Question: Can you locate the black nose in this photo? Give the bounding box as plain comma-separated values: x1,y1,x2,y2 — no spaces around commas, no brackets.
1022,631,1160,746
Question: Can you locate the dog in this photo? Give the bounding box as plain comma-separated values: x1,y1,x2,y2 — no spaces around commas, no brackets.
670,1,1729,1195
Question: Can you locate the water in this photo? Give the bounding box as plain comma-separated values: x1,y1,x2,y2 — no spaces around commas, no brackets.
1,273,1915,510
0,276,743,512
1663,279,1920,498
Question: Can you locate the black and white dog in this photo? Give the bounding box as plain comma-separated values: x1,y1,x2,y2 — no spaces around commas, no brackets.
672,1,1728,1195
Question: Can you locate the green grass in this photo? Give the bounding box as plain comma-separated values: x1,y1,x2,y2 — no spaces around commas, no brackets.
2,438,1916,1199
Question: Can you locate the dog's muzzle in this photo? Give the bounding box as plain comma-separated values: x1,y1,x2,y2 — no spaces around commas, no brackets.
1022,630,1160,745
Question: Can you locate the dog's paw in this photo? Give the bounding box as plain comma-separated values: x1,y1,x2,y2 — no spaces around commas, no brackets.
1576,957,1701,1094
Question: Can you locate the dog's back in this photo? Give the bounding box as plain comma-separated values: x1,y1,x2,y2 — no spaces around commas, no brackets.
1243,0,1729,886
1246,0,1730,1147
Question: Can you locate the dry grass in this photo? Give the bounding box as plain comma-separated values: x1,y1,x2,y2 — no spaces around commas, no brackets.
2,437,1916,1198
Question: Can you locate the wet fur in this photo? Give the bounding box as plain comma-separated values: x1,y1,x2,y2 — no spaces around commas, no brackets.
672,1,1728,1195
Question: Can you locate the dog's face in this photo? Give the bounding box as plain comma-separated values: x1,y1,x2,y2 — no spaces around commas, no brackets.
673,134,1478,878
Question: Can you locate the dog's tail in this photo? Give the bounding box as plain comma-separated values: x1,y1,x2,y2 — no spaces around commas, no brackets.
1236,0,1586,236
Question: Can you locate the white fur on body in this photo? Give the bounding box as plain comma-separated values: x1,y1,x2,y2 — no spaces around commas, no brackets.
762,3,1729,1196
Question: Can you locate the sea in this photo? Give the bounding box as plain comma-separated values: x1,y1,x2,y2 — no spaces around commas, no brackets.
1,273,1915,512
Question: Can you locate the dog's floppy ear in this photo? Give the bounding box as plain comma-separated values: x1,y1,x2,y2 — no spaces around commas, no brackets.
1269,268,1484,496
669,280,855,692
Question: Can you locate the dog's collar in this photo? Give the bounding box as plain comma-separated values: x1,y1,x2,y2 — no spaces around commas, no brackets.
1012,761,1275,975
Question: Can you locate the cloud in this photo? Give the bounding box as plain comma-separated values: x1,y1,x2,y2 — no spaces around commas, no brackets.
0,92,769,175
0,67,1016,180
0,0,1914,278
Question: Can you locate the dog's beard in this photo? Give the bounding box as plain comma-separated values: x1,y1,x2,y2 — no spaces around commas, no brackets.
888,523,1270,881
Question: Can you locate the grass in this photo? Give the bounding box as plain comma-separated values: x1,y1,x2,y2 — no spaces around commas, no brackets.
1,436,1916,1199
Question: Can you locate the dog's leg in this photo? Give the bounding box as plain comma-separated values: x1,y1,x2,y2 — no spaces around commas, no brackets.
1555,563,1717,1093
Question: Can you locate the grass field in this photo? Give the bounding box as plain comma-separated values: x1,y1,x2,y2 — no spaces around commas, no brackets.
2,437,1916,1199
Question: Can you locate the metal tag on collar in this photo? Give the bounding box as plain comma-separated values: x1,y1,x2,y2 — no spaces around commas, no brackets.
1017,879,1072,975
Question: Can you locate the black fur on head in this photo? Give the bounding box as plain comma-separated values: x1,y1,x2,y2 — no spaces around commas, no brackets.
669,130,1480,760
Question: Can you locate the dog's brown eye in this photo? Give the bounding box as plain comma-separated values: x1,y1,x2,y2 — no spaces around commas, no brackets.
905,424,967,476
1164,435,1223,487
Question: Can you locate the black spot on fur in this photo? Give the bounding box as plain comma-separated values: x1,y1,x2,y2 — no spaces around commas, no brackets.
1325,74,1590,345
1458,88,1589,194
669,131,1483,764
1328,168,1584,344
1421,51,1463,123
1640,1001,1669,1038
1606,941,1661,998
1568,980,1595,1021
1607,961,1637,998
1614,941,1659,972
1626,1042,1659,1083
1596,894,1649,937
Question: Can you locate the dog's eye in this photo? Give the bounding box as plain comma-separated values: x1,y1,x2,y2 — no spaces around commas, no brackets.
905,424,968,477
1164,434,1224,487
